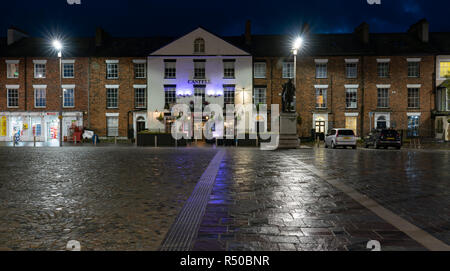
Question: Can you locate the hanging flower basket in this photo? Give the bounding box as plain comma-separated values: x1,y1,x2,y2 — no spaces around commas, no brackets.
157,113,165,122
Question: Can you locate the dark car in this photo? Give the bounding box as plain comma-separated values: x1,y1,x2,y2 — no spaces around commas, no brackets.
365,129,402,149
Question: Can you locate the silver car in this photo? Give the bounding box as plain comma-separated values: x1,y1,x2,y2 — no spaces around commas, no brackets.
325,129,357,149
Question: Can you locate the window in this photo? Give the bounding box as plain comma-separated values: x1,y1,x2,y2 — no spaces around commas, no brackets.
346,63,357,78
34,64,46,78
315,88,327,108
107,117,119,137
223,60,235,79
223,85,235,105
346,88,357,109
253,87,267,105
408,62,420,78
254,62,266,78
7,62,19,78
135,88,147,109
63,88,75,108
7,89,19,108
408,88,420,108
106,88,118,108
377,62,390,78
194,61,206,79
377,88,389,108
440,61,450,78
34,88,46,108
134,63,146,79
408,116,420,137
316,63,327,79
63,63,74,78
194,86,205,104
448,88,450,111
282,62,294,78
164,85,177,107
106,63,119,79
194,38,205,53
164,61,176,79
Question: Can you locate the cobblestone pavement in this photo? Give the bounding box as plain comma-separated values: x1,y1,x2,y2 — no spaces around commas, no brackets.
0,147,218,251
192,148,449,251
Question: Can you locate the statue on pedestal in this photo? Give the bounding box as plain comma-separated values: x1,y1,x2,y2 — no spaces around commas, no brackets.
282,79,296,113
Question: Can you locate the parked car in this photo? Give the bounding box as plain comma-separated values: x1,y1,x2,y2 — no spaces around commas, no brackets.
365,129,402,149
325,129,357,149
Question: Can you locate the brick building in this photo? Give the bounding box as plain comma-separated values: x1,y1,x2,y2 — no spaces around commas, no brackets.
249,20,437,139
1,20,449,142
0,28,90,143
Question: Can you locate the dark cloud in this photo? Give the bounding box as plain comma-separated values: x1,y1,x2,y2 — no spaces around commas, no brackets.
0,0,449,38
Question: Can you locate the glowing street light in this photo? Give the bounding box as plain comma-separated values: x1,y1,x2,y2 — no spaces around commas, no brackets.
293,37,303,55
52,39,63,147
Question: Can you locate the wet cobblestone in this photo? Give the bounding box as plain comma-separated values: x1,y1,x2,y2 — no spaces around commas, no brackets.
0,147,217,251
192,148,449,251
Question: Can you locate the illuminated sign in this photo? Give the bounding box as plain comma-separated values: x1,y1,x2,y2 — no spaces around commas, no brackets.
188,80,210,85
0,116,6,137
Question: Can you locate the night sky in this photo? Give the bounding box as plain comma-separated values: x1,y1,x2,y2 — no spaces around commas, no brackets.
1,0,449,38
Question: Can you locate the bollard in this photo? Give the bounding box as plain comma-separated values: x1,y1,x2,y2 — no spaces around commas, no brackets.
13,137,15,147
115,136,117,145
34,136,36,147
155,135,157,147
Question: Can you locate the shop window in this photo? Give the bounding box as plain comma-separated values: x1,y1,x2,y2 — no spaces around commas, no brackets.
345,117,358,136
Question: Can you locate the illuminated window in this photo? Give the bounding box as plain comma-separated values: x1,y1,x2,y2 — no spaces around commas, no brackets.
408,116,420,137
346,88,357,108
34,88,46,108
63,88,75,107
7,62,19,78
315,88,327,108
63,63,74,78
440,61,450,78
34,64,46,78
194,38,205,53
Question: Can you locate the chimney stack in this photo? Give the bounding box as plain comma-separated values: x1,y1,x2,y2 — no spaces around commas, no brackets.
354,22,370,44
95,27,109,47
7,26,28,46
408,19,429,43
245,20,251,46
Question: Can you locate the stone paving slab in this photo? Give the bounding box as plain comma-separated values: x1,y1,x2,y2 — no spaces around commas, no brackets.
0,147,218,251
191,149,448,251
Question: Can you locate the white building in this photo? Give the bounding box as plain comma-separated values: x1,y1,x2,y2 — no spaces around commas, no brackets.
147,27,253,137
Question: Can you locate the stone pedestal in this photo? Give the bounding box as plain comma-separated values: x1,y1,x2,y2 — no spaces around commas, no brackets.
278,113,299,149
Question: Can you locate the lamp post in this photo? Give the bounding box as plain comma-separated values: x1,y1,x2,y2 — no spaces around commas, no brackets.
53,40,63,147
292,37,303,89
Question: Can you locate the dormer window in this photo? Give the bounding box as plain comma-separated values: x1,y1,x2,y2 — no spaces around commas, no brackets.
194,38,205,53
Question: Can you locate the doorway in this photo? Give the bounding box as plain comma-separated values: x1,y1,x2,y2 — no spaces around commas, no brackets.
136,117,146,133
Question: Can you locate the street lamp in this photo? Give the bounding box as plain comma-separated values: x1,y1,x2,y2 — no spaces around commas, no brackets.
292,37,303,112
52,40,63,147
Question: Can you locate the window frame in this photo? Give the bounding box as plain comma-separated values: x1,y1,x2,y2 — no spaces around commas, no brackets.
315,63,328,79
34,87,47,108
407,88,420,109
282,62,294,79
134,88,147,109
254,62,267,79
34,63,46,79
223,85,236,105
106,87,119,109
315,88,327,109
7,88,19,108
6,61,19,79
377,62,390,78
345,88,358,109
223,60,235,79
106,116,119,137
253,87,267,105
346,63,358,79
194,38,205,54
63,88,75,108
407,61,420,78
377,88,390,108
106,63,119,79
134,63,146,79
439,61,450,79
164,60,176,79
164,85,177,108
194,61,206,79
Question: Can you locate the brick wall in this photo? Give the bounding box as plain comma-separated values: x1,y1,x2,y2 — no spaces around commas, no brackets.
89,57,147,137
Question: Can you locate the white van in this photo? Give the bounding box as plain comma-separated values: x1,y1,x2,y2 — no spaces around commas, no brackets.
325,129,357,149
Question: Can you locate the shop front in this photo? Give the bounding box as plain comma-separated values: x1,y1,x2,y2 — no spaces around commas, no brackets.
0,112,83,143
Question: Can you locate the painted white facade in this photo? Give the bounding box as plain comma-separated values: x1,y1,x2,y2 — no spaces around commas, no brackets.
147,28,253,133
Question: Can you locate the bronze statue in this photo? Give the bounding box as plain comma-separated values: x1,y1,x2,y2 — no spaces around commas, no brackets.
282,79,296,112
